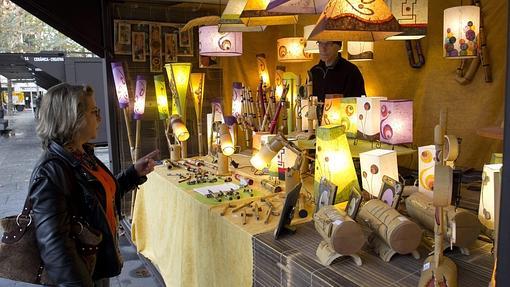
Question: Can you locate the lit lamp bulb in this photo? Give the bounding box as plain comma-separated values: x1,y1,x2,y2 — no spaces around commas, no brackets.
219,124,235,156
250,137,284,170
170,116,190,142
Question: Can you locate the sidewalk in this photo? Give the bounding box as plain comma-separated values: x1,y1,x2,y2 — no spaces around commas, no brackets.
0,110,163,287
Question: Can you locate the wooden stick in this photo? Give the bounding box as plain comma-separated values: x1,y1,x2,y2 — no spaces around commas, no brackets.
232,200,254,213
134,120,142,161
123,108,135,162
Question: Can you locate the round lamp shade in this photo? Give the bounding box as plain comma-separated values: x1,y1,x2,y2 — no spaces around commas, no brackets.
347,41,374,61
443,6,480,59
277,37,312,62
199,25,243,57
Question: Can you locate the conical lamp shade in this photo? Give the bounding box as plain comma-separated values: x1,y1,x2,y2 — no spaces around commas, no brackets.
385,0,428,40
190,73,205,120
241,0,299,26
219,0,267,32
266,0,328,14
165,63,191,121
199,25,243,56
304,25,343,53
309,0,402,41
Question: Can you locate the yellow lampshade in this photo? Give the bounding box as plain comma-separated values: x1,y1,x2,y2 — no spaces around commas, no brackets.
309,0,402,41
314,125,359,203
274,65,285,101
198,26,243,56
443,6,480,59
256,54,270,86
241,0,299,26
324,97,358,138
347,41,374,61
219,0,267,32
283,71,299,132
165,63,191,120
385,0,428,40
277,37,312,63
190,73,205,120
250,135,284,170
219,123,235,156
171,116,190,142
154,75,170,120
322,94,342,126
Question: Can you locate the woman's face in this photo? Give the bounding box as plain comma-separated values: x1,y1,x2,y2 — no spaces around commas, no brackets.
76,95,101,145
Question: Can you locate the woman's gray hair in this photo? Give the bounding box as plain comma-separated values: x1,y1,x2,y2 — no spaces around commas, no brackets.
36,83,94,150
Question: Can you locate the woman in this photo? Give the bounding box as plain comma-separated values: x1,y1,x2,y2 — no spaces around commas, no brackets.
29,83,158,286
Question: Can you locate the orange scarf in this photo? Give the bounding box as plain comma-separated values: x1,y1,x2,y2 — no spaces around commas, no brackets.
84,165,117,236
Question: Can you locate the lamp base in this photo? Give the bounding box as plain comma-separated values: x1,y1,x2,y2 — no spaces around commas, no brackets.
216,152,231,176
370,235,420,262
170,144,182,161
316,241,362,266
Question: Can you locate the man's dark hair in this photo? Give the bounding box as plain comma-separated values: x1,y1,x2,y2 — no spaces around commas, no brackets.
333,41,343,48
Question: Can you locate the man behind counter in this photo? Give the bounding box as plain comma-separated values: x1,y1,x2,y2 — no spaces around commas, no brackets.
309,41,366,103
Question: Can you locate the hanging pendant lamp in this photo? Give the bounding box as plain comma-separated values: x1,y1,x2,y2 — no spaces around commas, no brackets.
347,41,374,61
219,0,267,32
385,0,428,40
443,5,480,59
266,0,328,14
199,25,243,56
241,0,299,26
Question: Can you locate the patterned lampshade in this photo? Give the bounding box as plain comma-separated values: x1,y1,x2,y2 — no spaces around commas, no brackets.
379,100,413,145
277,37,312,63
165,63,191,120
133,75,146,120
190,73,205,121
241,0,299,26
266,0,328,14
256,54,271,86
385,0,428,40
443,6,480,59
359,149,398,197
170,116,190,142
418,145,436,196
199,26,243,56
308,0,402,41
356,97,387,140
219,0,267,32
347,41,374,61
479,164,502,231
232,82,244,119
111,62,129,109
153,75,169,120
283,71,300,132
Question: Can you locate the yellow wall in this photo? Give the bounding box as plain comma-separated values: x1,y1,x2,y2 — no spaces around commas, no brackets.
220,0,507,169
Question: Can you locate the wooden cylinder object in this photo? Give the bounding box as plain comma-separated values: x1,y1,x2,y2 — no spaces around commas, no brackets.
358,199,422,254
405,192,481,248
314,206,365,255
170,144,181,161
217,149,230,176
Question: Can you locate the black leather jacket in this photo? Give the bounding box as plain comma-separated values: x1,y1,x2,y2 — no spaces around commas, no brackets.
29,141,146,286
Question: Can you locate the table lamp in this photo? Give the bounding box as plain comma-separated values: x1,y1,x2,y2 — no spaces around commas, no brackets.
359,149,398,198
190,73,205,156
170,115,190,142
356,96,387,140
479,163,502,233
217,123,235,175
380,100,413,145
418,145,436,196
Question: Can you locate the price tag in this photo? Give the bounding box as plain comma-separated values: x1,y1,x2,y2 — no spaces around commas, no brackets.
423,262,430,271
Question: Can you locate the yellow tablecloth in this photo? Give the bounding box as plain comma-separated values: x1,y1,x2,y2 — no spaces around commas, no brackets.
131,156,313,287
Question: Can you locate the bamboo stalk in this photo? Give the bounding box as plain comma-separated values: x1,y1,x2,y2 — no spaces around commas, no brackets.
123,109,135,162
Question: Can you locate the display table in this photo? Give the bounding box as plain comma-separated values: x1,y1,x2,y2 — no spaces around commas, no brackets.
131,154,313,287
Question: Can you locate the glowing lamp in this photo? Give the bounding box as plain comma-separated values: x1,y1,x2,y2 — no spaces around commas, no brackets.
252,131,270,151
379,100,413,145
170,115,190,142
212,101,225,123
111,62,129,109
357,96,387,140
154,75,170,120
385,0,428,40
322,95,343,126
347,41,374,61
250,136,283,170
266,0,328,14
274,66,285,101
339,97,357,138
241,0,299,26
418,145,436,196
308,0,402,41
256,54,271,86
190,73,205,119
219,123,235,156
277,37,312,63
443,6,480,59
198,26,243,57
232,82,244,118
133,75,146,120
219,0,266,32
283,71,299,132
165,63,191,119
478,164,502,231
314,125,359,203
359,149,398,197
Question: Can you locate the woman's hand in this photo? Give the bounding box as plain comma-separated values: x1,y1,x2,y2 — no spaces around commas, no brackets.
134,149,159,177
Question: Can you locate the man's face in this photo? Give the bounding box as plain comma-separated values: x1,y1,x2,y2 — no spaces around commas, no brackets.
318,41,340,63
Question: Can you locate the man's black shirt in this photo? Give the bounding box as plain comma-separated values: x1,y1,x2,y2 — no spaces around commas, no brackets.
310,56,366,102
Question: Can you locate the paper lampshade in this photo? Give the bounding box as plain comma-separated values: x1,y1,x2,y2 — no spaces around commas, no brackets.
443,6,480,59
300,97,318,131
199,26,243,57
283,71,299,132
256,54,271,86
219,123,235,156
190,73,205,119
339,97,357,138
232,82,244,118
165,63,191,120
357,97,387,140
241,0,299,26
170,116,190,142
303,25,320,53
418,145,436,196
274,66,285,101
322,94,342,126
315,125,359,203
308,0,402,41
384,0,428,40
266,0,328,14
111,62,129,109
347,41,374,61
277,37,312,63
250,134,282,170
379,100,413,145
359,149,398,197
133,75,146,120
478,163,502,230
219,0,267,32
252,131,270,151
207,114,219,149
212,101,225,123
154,75,170,120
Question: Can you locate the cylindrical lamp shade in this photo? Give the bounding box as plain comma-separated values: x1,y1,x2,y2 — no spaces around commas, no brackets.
219,123,235,156
347,41,374,61
314,125,359,203
199,26,243,56
232,82,244,118
443,6,480,59
357,97,387,140
359,149,398,197
170,116,190,142
250,136,284,170
111,62,129,108
418,145,436,195
154,75,170,120
190,73,205,119
165,63,191,119
133,75,146,120
277,37,312,63
380,100,413,145
479,164,502,231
